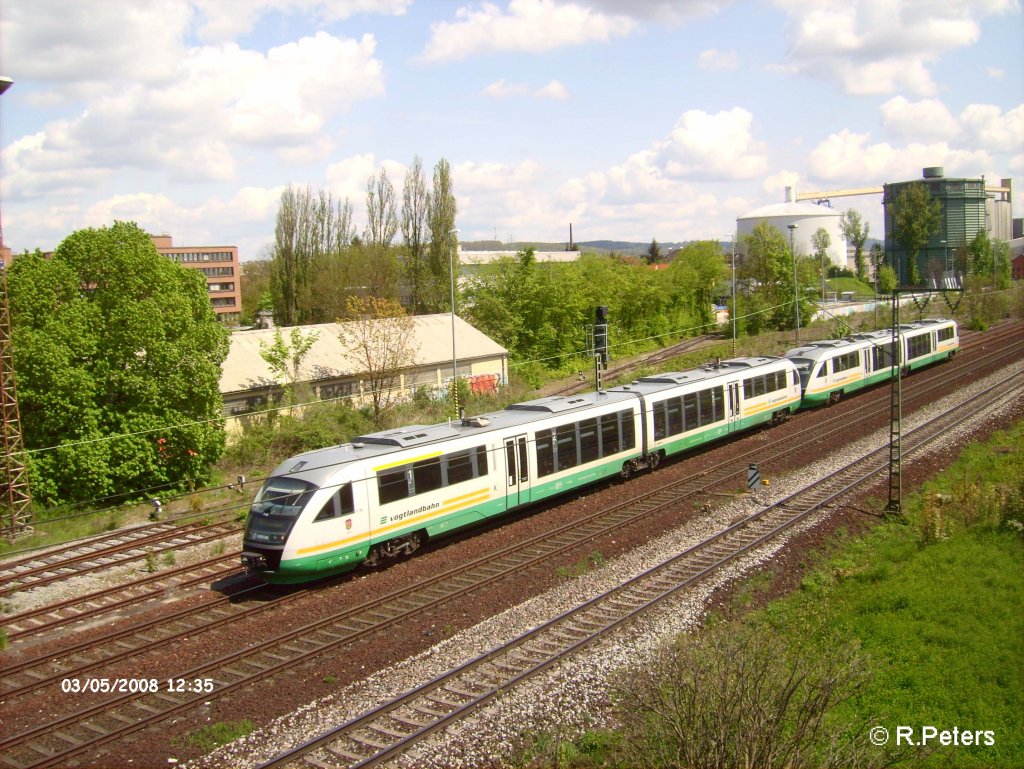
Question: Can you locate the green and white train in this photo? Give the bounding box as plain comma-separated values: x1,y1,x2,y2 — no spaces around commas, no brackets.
242,355,801,584
785,318,959,407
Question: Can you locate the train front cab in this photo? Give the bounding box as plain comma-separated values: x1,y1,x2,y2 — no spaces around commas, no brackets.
242,462,373,584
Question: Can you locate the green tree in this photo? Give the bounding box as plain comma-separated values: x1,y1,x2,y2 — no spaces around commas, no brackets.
839,209,870,281
8,222,229,507
365,167,398,247
646,238,663,264
401,155,430,313
741,221,814,331
877,263,898,293
270,185,354,325
969,229,993,278
889,182,941,286
812,227,832,300
425,158,458,313
239,257,272,325
665,241,727,333
259,327,320,407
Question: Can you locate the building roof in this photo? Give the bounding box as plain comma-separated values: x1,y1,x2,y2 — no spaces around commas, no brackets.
738,200,841,220
221,313,507,394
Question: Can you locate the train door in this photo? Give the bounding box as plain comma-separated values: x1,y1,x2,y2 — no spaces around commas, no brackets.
504,434,531,509
727,380,742,432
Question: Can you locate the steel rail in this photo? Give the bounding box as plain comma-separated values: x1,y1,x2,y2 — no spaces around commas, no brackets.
256,370,1023,769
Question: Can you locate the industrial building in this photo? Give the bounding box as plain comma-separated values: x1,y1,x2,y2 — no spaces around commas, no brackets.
736,188,847,267
882,168,1013,287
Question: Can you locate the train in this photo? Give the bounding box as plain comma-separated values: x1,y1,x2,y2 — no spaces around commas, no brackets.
241,318,958,584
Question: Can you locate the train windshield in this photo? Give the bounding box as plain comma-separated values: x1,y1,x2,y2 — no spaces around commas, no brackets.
245,477,316,545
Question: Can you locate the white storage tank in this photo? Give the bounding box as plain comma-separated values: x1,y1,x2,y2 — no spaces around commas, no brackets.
736,187,847,268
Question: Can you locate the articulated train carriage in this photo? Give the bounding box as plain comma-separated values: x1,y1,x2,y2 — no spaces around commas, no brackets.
242,355,801,584
786,318,959,406
242,320,959,584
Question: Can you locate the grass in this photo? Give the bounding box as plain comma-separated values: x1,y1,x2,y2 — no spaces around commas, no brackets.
826,276,877,297
179,719,254,753
519,421,1024,768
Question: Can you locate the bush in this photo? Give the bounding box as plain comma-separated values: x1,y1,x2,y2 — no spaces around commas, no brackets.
612,623,876,769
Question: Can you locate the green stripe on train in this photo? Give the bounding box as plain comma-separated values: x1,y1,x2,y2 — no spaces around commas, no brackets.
802,349,953,407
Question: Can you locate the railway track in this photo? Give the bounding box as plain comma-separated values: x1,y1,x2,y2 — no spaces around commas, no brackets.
256,365,1024,769
0,320,1003,605
3,326,1019,697
0,323,1020,769
0,519,245,600
0,551,242,645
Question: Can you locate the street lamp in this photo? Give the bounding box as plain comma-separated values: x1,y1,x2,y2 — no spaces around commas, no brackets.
728,234,737,356
448,227,460,419
788,223,799,343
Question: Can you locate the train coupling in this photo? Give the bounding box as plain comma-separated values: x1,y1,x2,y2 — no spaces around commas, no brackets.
241,551,268,570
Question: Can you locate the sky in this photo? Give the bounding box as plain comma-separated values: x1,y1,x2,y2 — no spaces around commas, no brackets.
1,0,1022,260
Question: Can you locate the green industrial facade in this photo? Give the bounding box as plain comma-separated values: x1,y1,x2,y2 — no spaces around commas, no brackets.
883,167,988,287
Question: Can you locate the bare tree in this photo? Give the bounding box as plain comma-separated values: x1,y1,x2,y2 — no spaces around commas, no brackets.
365,168,399,248
338,296,418,424
402,156,430,312
613,624,879,769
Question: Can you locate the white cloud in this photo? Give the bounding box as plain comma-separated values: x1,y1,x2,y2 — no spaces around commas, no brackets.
761,170,802,196
1,0,190,88
481,79,569,99
587,0,730,24
774,0,1017,96
653,108,768,180
697,48,739,70
959,103,1024,153
454,160,541,192
191,0,412,42
419,0,637,62
808,128,992,184
880,96,959,141
986,66,1005,79
4,32,385,198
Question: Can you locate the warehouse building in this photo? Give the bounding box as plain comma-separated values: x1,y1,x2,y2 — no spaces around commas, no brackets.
220,314,508,430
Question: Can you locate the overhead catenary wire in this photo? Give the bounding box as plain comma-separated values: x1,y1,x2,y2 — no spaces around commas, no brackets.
10,290,918,519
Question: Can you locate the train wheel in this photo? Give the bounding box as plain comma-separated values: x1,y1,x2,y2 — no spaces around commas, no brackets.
828,390,843,405
364,545,381,568
647,451,662,471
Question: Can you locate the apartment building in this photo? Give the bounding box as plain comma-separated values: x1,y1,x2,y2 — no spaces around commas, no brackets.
151,235,241,323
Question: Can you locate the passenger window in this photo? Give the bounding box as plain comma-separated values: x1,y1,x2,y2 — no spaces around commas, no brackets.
378,467,410,505
340,483,354,515
445,450,474,485
413,456,443,494
314,493,337,522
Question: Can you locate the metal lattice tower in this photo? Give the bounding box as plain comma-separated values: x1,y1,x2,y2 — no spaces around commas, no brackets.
886,295,903,518
0,74,33,540
0,263,33,540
